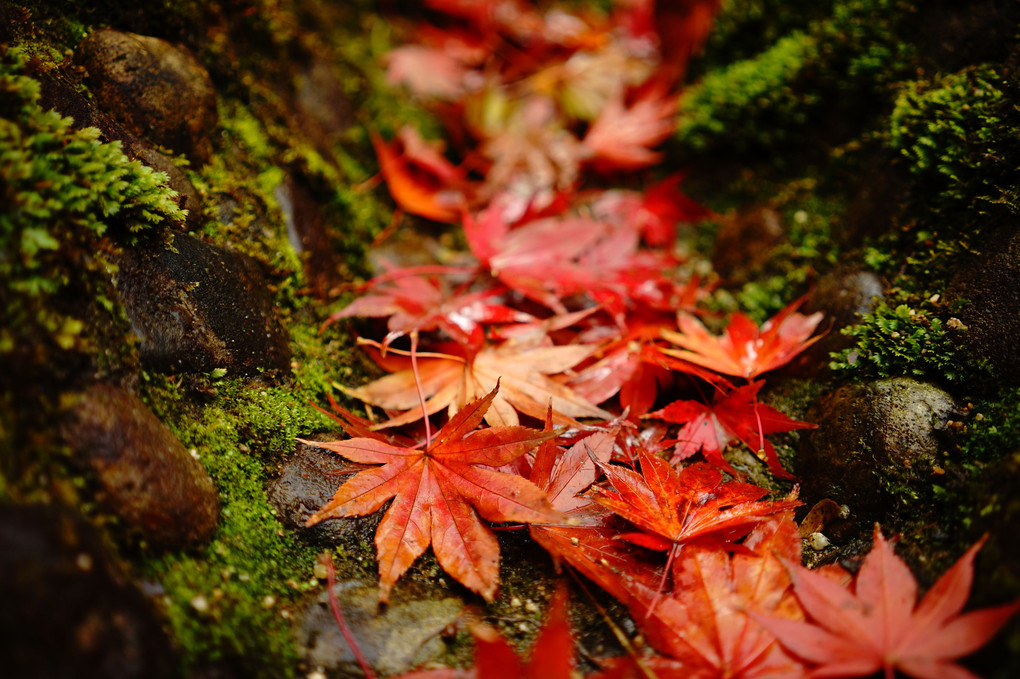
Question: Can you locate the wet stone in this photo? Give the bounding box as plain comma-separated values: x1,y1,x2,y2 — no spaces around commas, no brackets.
294,579,464,677
267,441,381,547
115,231,291,377
797,377,959,520
946,226,1020,381
75,28,217,164
61,383,219,549
0,504,177,679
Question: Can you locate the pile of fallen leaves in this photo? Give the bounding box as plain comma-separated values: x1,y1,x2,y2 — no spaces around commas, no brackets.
303,1,1019,676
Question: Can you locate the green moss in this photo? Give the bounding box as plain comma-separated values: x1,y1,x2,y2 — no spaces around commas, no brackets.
679,31,820,154
888,65,1020,217
829,296,967,383
1,47,185,354
696,0,836,74
677,0,912,157
958,386,1020,463
140,374,341,677
0,47,186,486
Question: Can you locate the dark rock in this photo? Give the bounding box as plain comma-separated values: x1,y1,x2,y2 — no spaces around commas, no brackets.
711,206,784,285
796,267,885,372
0,504,177,679
294,579,464,677
32,64,204,230
115,231,291,377
964,450,1020,678
61,383,219,548
275,175,344,298
74,29,217,164
292,57,355,154
267,441,381,547
916,0,1020,71
798,378,959,520
946,226,1020,382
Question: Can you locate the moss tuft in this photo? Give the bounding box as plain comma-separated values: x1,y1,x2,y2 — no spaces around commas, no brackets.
829,297,967,383
888,65,1020,218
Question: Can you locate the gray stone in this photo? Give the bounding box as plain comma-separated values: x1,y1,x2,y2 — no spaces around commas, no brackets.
796,267,885,373
75,29,217,164
115,231,291,377
797,377,959,520
267,441,381,548
946,226,1020,381
294,579,464,677
0,504,177,679
61,384,219,548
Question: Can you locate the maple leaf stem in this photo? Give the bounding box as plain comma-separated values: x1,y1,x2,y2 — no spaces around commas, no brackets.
409,330,433,448
751,382,766,456
646,541,680,620
568,570,661,679
321,551,378,679
372,207,404,246
355,336,467,362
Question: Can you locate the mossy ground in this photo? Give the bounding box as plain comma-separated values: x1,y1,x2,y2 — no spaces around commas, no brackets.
3,0,1020,675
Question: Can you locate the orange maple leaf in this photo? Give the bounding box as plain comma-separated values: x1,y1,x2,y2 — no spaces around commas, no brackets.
346,336,613,429
302,385,558,602
659,299,824,380
586,515,812,679
372,127,474,222
756,525,1020,679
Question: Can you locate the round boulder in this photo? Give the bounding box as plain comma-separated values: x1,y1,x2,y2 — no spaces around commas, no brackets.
267,441,381,547
61,383,219,548
75,29,217,164
946,226,1020,382
798,377,959,520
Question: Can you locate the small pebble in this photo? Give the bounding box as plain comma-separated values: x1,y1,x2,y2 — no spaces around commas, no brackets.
807,532,831,551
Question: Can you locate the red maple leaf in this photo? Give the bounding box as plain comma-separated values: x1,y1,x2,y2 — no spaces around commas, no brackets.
373,127,475,222
647,381,815,479
659,299,824,380
394,584,577,679
587,514,811,679
568,316,679,419
589,452,801,558
588,174,713,248
756,524,1020,679
302,385,558,602
322,269,532,350
583,80,677,172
